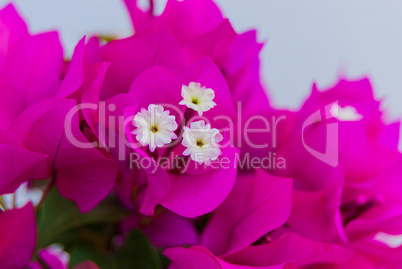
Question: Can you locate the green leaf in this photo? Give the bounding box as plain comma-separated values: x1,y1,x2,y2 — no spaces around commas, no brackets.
69,245,116,269
69,230,162,269
36,188,164,268
115,229,162,269
36,187,130,249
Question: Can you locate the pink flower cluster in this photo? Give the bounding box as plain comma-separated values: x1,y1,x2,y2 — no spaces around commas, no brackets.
0,0,401,268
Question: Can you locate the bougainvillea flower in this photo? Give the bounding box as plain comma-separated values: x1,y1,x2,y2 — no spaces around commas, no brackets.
0,203,36,268
123,1,270,159
2,0,402,268
271,78,401,223
74,48,239,217
9,98,118,212
0,4,63,129
263,78,402,266
272,78,400,191
119,0,271,156
164,245,295,269
58,3,271,223
73,27,240,216
125,58,239,217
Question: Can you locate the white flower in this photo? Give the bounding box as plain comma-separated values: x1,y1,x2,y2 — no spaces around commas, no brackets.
132,104,178,152
179,82,216,116
182,120,223,165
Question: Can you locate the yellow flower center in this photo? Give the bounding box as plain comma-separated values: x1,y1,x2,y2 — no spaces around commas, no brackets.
150,125,159,133
196,139,204,147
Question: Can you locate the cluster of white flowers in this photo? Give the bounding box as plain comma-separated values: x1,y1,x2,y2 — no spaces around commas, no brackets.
132,82,222,165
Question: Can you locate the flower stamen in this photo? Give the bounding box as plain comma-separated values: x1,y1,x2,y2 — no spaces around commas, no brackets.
150,125,158,133
196,140,204,148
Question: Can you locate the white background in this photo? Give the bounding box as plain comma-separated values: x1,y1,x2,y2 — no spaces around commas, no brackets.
1,0,402,121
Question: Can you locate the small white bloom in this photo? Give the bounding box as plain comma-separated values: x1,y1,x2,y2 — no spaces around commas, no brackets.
179,82,216,116
182,120,223,165
132,104,178,152
330,103,363,121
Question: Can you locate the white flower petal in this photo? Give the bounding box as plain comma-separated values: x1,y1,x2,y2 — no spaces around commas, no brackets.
132,104,178,152
179,82,217,115
181,120,223,166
